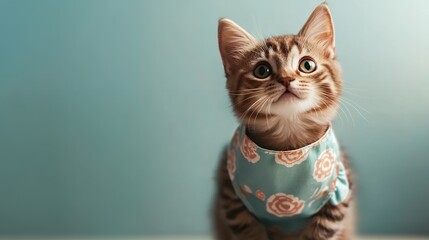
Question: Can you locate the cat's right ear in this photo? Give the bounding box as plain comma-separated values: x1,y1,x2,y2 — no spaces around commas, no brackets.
218,18,256,76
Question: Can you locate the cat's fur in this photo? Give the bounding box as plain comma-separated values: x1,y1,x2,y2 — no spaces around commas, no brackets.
213,3,355,240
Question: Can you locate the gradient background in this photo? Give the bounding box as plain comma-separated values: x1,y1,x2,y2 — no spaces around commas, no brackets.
1,0,429,237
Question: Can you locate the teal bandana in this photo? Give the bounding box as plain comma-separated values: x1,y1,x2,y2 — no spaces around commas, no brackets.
227,125,350,233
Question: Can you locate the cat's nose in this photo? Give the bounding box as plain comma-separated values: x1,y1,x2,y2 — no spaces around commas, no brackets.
278,77,295,87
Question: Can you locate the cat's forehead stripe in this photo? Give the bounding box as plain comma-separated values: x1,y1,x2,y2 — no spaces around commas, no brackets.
287,44,300,70
291,38,303,54
273,54,282,71
265,40,279,53
279,40,288,54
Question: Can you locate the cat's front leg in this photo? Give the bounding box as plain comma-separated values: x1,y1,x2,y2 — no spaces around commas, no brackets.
301,199,352,240
216,152,270,240
220,185,270,240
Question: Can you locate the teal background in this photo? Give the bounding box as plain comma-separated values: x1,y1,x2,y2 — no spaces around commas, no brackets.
1,0,429,236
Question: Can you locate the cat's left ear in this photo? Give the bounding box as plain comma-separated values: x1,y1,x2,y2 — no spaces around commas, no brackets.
298,3,335,58
218,18,256,75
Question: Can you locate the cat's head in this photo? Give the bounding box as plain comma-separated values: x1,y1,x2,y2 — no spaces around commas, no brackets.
218,3,342,130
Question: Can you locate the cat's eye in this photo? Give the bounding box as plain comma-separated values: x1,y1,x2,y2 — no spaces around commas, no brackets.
253,61,272,79
298,57,317,73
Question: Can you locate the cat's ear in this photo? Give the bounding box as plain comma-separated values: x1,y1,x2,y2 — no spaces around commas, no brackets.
298,3,335,58
218,18,256,75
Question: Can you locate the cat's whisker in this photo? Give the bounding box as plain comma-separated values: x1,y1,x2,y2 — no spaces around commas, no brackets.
248,96,268,124
252,96,270,127
236,86,281,123
234,95,260,115
265,101,271,129
248,98,263,121
332,103,345,126
238,95,267,124
264,97,276,129
318,92,353,124
319,90,368,122
318,98,345,125
230,87,267,92
238,85,280,93
262,90,282,128
230,89,269,98
340,98,369,122
235,93,264,105
230,91,266,96
246,87,280,127
341,96,370,114
229,88,267,94
340,100,355,126
251,15,268,51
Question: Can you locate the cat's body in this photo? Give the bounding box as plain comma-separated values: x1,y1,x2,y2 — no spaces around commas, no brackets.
213,4,355,240
213,148,355,240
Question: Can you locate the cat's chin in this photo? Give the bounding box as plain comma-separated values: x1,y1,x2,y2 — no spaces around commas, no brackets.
270,93,314,118
270,100,302,118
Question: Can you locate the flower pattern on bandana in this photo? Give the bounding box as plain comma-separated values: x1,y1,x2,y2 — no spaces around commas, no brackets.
240,184,252,196
313,149,336,182
231,130,240,150
330,163,340,193
227,149,236,180
255,189,266,201
243,184,252,194
275,148,310,167
227,130,240,180
240,135,260,163
266,193,305,217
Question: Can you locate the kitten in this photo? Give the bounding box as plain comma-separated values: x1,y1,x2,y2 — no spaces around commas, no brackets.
213,3,355,240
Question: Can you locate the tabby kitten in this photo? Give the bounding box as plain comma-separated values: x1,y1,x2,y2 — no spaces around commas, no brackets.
213,3,355,240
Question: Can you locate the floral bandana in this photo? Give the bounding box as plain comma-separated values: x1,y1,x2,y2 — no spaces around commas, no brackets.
227,125,350,233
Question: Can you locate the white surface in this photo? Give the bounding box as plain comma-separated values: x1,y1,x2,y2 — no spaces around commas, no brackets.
0,236,428,240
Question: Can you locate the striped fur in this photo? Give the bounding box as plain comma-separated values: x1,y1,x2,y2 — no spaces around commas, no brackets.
213,3,355,240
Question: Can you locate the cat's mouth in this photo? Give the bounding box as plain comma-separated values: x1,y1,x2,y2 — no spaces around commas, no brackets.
276,89,301,102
